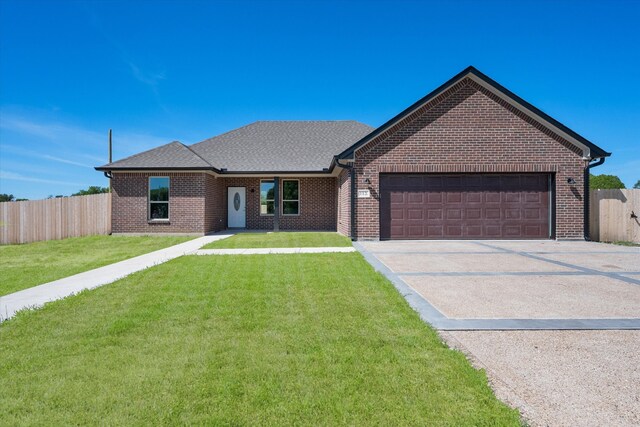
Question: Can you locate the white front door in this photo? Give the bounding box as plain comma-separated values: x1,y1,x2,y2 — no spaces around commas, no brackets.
228,187,246,228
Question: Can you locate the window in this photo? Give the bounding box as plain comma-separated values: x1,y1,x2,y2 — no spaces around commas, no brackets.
149,177,169,220
260,180,275,215
282,180,299,215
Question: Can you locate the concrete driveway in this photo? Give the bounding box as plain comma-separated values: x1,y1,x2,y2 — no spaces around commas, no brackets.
356,240,640,426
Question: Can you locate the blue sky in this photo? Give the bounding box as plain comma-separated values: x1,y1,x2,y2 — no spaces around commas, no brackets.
1,0,638,199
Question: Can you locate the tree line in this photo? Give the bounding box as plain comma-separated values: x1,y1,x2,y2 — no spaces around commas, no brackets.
0,186,110,202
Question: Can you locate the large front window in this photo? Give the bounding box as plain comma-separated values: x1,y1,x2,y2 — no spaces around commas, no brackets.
282,180,299,215
260,180,275,215
149,177,169,220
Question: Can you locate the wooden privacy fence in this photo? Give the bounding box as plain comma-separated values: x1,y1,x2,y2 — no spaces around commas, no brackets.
590,189,640,243
0,193,111,245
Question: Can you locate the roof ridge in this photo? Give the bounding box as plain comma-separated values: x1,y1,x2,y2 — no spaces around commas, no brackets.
189,122,259,148
179,141,215,168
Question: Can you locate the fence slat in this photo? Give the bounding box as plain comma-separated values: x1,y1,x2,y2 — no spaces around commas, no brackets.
589,189,640,243
0,193,112,245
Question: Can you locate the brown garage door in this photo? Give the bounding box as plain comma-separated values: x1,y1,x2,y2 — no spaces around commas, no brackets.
380,174,551,240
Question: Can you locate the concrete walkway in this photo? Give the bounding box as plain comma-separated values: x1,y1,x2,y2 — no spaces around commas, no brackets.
0,234,231,322
194,247,356,255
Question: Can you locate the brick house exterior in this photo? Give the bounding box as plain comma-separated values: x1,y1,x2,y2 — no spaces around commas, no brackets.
99,67,609,240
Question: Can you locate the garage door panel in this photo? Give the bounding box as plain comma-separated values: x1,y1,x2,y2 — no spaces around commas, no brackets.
428,193,443,203
504,208,521,219
407,209,423,220
485,225,502,237
525,192,542,203
466,208,482,220
504,225,523,236
407,193,423,204
446,225,463,237
486,208,501,219
465,225,483,237
427,209,443,219
390,209,404,220
380,173,550,240
390,225,405,237
486,192,501,203
446,192,462,203
447,209,462,219
407,225,424,237
427,225,443,237
524,208,542,219
524,225,544,237
467,192,483,203
504,193,521,203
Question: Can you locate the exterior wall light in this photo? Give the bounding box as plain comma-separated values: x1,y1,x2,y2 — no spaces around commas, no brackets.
567,178,576,185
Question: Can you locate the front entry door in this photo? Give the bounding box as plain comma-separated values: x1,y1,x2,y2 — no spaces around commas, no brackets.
228,187,246,228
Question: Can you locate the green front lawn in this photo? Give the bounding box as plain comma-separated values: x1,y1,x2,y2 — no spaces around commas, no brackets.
0,253,519,425
0,235,193,296
202,231,352,249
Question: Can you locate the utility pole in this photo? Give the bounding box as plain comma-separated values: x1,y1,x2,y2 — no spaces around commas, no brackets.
108,129,112,191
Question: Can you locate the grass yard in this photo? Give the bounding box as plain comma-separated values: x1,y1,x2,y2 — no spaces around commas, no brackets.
202,231,352,249
0,235,193,296
0,253,520,425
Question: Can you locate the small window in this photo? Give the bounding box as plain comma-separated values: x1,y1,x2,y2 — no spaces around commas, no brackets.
282,180,299,215
149,177,169,220
260,180,275,215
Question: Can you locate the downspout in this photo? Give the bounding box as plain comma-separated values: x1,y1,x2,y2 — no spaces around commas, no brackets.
584,157,606,240
104,129,113,181
335,158,356,241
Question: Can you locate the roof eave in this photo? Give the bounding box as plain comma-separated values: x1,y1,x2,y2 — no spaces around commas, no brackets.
95,166,221,173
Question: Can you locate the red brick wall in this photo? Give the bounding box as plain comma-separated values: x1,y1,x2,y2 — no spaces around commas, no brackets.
354,78,586,240
337,169,351,236
204,174,225,233
111,172,207,233
112,174,338,233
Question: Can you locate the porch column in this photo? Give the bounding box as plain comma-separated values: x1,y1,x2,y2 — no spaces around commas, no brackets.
273,176,280,231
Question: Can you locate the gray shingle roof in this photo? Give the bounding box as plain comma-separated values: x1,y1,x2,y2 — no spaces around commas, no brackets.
97,121,373,172
101,141,212,169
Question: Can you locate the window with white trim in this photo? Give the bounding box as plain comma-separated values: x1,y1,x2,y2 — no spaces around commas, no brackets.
282,180,299,215
149,177,169,220
260,180,275,215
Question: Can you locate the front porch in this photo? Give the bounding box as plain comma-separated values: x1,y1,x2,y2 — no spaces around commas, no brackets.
205,175,339,233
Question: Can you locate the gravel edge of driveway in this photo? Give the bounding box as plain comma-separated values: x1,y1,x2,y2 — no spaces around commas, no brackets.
439,330,536,426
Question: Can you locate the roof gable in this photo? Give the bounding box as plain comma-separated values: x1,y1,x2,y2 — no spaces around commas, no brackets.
338,66,610,160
